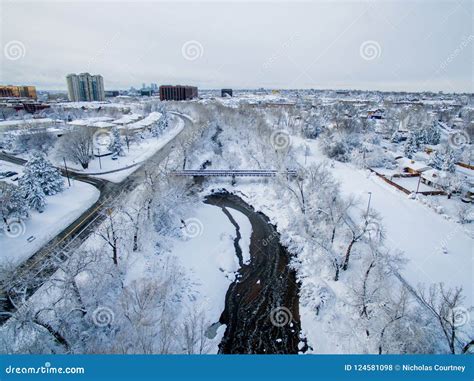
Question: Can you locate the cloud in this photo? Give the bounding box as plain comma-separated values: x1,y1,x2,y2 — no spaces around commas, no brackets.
0,0,472,92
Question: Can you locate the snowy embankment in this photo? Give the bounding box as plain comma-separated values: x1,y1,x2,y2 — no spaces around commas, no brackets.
168,203,252,352
296,137,473,306
0,161,99,269
65,116,185,183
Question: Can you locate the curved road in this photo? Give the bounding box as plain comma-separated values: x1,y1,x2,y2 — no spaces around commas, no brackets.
0,114,193,322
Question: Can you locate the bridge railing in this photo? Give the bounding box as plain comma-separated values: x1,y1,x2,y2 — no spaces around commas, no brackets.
170,169,298,177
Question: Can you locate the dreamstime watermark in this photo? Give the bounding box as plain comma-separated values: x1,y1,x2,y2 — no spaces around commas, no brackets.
182,217,204,238
181,40,204,61
92,130,113,152
91,306,114,327
3,40,26,61
450,306,470,328
87,32,121,71
2,220,26,239
270,130,291,150
448,130,470,149
262,33,299,70
269,306,293,327
437,34,473,75
359,40,381,61
5,362,84,376
262,230,279,247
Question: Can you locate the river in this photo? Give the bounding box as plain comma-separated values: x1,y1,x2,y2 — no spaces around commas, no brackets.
205,191,301,354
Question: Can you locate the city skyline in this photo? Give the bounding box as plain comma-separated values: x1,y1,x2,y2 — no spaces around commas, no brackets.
1,0,472,93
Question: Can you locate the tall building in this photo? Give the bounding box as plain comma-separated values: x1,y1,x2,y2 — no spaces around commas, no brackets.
0,85,37,99
159,85,198,101
66,73,105,102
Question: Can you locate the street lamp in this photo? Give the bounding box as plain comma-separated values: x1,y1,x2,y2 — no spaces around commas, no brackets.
97,148,102,170
366,192,372,216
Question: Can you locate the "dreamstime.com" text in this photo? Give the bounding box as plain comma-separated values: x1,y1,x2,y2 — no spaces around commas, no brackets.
5,362,85,376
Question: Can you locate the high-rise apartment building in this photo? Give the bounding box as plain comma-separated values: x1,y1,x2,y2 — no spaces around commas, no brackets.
66,73,105,102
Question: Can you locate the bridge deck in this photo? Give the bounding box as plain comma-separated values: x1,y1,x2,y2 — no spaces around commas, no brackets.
171,170,297,177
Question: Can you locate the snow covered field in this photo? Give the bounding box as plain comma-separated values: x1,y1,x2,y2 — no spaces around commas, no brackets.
297,138,473,305
0,161,99,269
169,203,252,351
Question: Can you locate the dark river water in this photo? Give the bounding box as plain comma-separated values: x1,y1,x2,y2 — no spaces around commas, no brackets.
205,191,302,354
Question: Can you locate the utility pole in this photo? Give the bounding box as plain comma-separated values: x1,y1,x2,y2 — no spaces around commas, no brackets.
97,149,102,170
416,174,422,194
63,157,71,187
366,192,372,216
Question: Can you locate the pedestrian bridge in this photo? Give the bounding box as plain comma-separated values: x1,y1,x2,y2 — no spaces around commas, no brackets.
171,169,298,177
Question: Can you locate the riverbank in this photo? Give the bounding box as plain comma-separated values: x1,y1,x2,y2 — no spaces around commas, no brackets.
205,191,302,354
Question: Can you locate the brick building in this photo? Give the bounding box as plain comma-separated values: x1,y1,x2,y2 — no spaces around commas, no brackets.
0,85,37,99
159,85,198,101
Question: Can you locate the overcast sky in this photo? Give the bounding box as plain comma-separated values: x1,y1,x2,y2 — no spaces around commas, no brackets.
0,0,472,92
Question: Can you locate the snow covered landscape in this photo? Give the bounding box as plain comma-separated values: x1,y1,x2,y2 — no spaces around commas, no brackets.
0,93,472,357
0,0,473,367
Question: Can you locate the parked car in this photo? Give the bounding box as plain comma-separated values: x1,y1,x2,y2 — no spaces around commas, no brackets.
0,171,18,179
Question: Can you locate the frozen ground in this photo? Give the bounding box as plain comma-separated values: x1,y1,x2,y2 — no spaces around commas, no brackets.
0,161,100,269
170,203,252,352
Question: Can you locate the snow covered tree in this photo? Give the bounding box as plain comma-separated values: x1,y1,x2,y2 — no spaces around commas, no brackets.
390,130,404,143
0,182,29,231
320,131,351,162
19,152,64,196
25,180,46,212
428,150,444,170
440,173,463,198
151,112,169,137
441,148,457,173
0,133,16,152
425,123,441,145
415,128,427,145
159,111,169,131
15,131,57,154
404,132,418,158
108,127,124,156
417,283,473,354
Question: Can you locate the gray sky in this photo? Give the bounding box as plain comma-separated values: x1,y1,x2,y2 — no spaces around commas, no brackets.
0,0,472,92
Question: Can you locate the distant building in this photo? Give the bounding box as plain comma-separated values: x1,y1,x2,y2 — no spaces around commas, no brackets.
221,89,233,97
105,90,120,98
0,85,37,99
159,85,198,101
140,89,153,97
66,73,105,102
367,108,384,119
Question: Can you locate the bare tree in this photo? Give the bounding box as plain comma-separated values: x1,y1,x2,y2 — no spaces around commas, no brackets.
58,127,94,169
342,209,383,271
417,283,472,354
97,209,121,266
181,308,211,354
